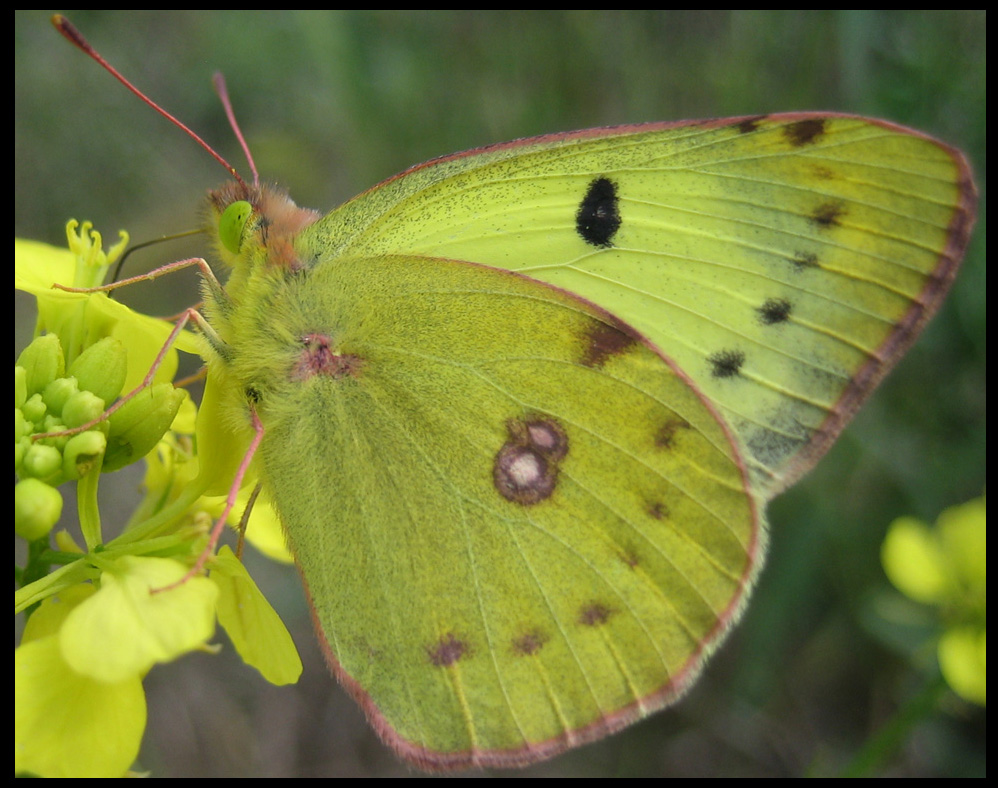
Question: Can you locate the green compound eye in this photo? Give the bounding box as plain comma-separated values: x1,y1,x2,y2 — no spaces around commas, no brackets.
219,200,253,254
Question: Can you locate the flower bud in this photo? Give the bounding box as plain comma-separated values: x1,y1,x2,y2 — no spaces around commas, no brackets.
69,337,128,405
17,334,65,398
15,409,33,442
61,390,107,430
14,478,63,541
42,376,80,416
21,393,47,425
63,430,108,480
104,384,186,471
15,365,27,409
15,436,30,469
40,415,70,451
21,442,63,481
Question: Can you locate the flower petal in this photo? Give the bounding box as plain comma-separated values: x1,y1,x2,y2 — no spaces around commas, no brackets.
882,516,948,604
938,626,986,706
59,556,218,683
15,636,146,778
211,546,302,685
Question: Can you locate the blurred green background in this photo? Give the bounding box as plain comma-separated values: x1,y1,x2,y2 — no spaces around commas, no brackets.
15,10,985,777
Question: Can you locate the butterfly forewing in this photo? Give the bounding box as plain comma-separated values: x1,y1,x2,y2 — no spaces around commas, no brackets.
307,114,973,497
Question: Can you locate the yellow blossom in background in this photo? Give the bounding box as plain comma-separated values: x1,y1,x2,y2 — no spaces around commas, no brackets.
882,495,986,705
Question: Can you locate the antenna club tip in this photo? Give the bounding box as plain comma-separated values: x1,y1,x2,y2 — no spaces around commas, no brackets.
52,15,88,50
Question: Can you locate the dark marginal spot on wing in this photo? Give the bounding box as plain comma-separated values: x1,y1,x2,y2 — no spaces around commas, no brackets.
620,549,640,568
784,118,827,146
428,634,468,667
737,115,767,134
582,319,636,368
746,413,813,469
757,298,792,325
579,603,613,627
792,251,820,272
293,333,362,380
576,177,621,248
647,501,670,520
708,350,746,379
493,417,568,505
656,418,691,449
511,631,547,656
812,203,845,227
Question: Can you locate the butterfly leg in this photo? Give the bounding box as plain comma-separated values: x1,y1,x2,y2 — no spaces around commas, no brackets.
154,405,265,593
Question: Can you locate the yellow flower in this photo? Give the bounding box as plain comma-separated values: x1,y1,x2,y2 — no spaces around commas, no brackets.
15,226,302,777
882,495,986,705
15,584,146,778
16,226,289,560
15,228,202,392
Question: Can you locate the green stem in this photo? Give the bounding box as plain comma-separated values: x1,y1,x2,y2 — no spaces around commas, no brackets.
108,472,211,546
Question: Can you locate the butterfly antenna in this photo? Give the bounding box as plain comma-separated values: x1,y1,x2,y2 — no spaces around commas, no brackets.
52,15,248,190
111,228,206,285
213,73,260,188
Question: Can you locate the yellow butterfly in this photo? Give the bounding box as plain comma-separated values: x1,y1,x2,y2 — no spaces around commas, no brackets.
17,12,982,776
201,113,973,769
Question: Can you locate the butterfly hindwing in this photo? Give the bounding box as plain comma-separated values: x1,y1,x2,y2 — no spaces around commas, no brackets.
225,252,760,767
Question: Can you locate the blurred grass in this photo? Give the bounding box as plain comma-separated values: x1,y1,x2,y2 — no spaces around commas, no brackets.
15,10,985,777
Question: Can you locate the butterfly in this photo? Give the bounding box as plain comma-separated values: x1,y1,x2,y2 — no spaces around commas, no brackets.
27,15,978,774
196,114,975,769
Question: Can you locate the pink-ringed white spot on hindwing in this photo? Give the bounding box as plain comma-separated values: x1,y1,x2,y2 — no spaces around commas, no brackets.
493,416,568,505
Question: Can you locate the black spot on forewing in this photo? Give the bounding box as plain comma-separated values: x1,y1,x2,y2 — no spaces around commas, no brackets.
784,118,826,146
757,298,792,325
792,251,820,272
708,350,746,379
576,177,621,248
582,320,637,368
493,417,569,505
428,633,468,667
811,165,835,181
811,203,844,227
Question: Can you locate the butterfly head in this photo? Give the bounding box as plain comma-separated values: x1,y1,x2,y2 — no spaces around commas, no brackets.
206,181,321,273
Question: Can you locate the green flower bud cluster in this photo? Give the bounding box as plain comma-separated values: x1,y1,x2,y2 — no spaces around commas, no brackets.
15,333,185,541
